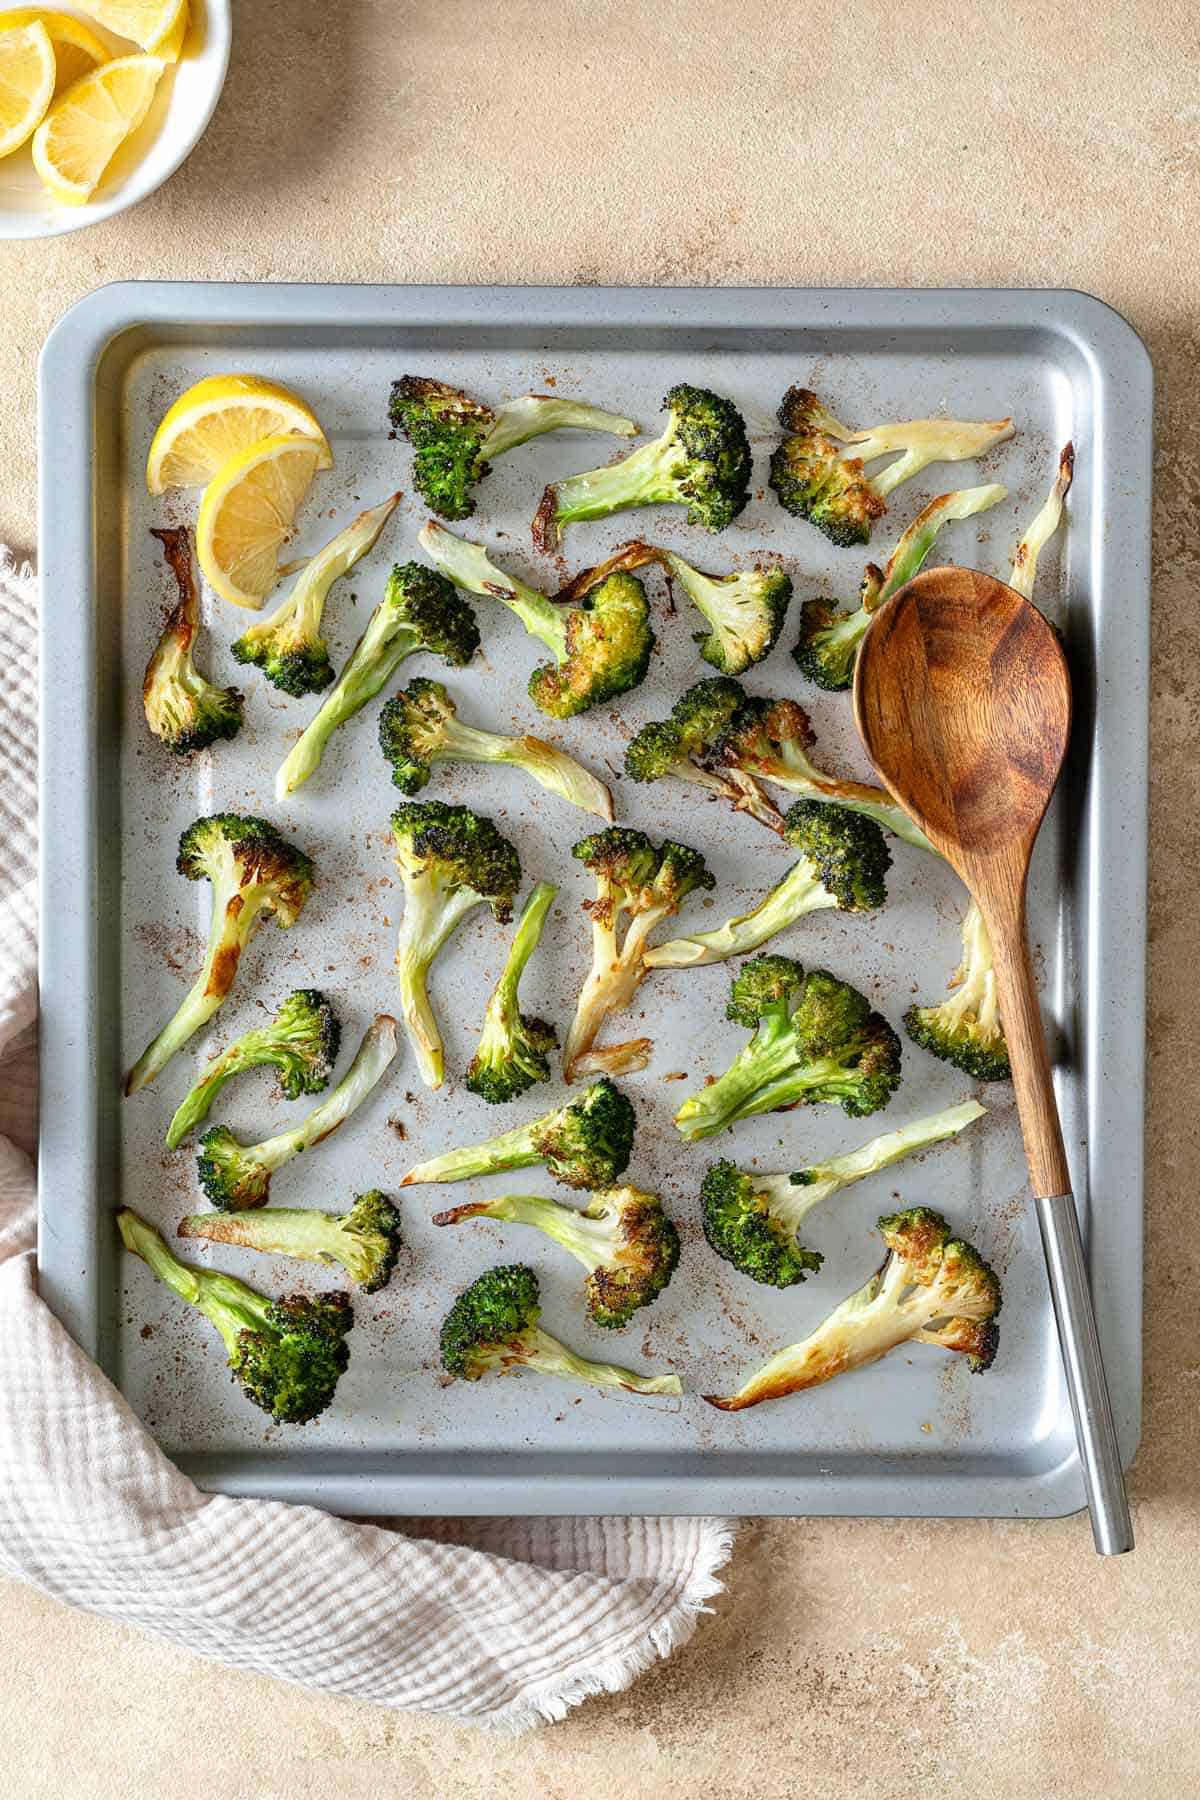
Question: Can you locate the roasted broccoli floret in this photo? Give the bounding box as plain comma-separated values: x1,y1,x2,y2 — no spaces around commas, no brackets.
769,385,1014,546
196,1015,398,1210
563,829,715,1080
712,695,933,850
699,1099,986,1288
647,801,890,969
419,520,654,719
1010,442,1075,600
378,677,612,819
126,815,315,1096
465,881,559,1103
439,1263,681,1396
905,898,1010,1080
231,494,401,696
705,1206,1001,1410
276,562,480,797
402,1077,634,1190
178,1189,403,1294
623,677,783,833
389,377,637,520
434,1185,679,1329
117,1207,353,1425
143,527,243,753
533,384,752,550
165,988,340,1150
792,484,1008,690
390,800,522,1089
674,957,902,1139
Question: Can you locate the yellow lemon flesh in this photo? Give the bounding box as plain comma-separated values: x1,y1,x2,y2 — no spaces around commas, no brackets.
31,51,163,202
197,435,325,610
0,19,55,157
74,0,185,56
0,8,107,90
147,374,334,494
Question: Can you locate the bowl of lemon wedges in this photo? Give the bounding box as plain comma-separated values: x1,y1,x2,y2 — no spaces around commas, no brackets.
0,0,229,238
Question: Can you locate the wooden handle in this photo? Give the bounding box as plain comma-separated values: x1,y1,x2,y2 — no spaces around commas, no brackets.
981,889,1071,1198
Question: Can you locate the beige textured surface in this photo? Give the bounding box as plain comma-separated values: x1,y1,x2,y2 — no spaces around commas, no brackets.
2,0,1198,1792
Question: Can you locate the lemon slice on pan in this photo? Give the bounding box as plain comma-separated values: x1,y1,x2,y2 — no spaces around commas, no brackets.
31,52,163,202
147,375,334,494
197,434,325,610
0,20,55,157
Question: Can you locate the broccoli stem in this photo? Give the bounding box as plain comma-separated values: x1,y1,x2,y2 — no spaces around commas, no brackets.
178,1208,357,1270
1010,443,1074,600
439,719,611,819
404,1117,544,1185
491,881,556,1014
878,484,1008,594
943,898,1002,1036
116,1207,270,1359
276,609,423,798
561,906,648,1081
418,523,568,659
849,421,1015,499
519,1325,682,1396
549,429,683,524
235,494,400,673
674,1017,804,1139
480,396,637,460
645,859,834,968
243,1017,398,1168
793,1099,987,1209
395,879,489,1088
445,1193,615,1272
165,1040,281,1150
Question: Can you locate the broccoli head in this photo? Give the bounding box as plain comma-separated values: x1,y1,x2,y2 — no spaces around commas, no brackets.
769,384,1014,546
165,987,340,1149
533,384,752,550
439,1263,681,1396
674,957,902,1139
434,1184,680,1329
143,527,243,753
179,1189,403,1294
905,898,1011,1081
117,1207,353,1425
623,677,784,832
466,881,560,1103
705,1206,1001,1410
389,376,636,520
402,1076,635,1189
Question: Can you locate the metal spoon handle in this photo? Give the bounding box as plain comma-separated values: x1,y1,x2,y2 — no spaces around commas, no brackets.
1034,1190,1133,1556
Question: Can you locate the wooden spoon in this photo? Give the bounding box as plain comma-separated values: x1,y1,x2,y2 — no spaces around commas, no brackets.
854,565,1132,1556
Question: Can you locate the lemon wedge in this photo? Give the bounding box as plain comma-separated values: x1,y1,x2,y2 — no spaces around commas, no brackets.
197,435,325,610
147,375,334,494
75,0,185,56
0,9,107,89
31,52,162,202
0,19,55,157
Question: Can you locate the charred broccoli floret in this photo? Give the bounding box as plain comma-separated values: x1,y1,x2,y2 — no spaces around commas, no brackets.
699,1099,986,1288
126,815,315,1096
402,1077,635,1190
648,801,890,968
905,898,1011,1080
792,484,1008,690
378,677,612,818
564,828,715,1080
466,881,559,1103
276,562,480,797
533,384,752,550
232,494,401,696
165,988,340,1149
117,1208,353,1425
419,520,654,719
674,957,902,1139
623,676,783,833
196,1016,398,1211
439,1263,681,1395
390,800,522,1089
705,1206,1001,1410
434,1185,679,1329
389,377,636,520
769,385,1014,546
178,1189,403,1294
143,527,243,753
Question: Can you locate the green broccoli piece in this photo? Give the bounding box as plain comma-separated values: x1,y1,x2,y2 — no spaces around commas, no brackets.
275,562,480,797
1010,442,1075,600
439,1263,681,1396
434,1184,679,1329
705,1206,1001,1410
402,1076,634,1189
905,898,1011,1081
418,520,654,719
792,484,1008,691
117,1207,353,1425
126,815,315,1096
769,385,1014,546
623,676,784,832
465,881,559,1103
378,677,612,819
570,539,790,674
178,1189,403,1294
647,801,890,968
699,1099,986,1288
165,988,340,1149
564,828,715,1080
389,377,637,520
674,957,902,1140
533,384,752,550
143,527,243,753
196,1015,398,1210
231,494,401,696
390,800,522,1089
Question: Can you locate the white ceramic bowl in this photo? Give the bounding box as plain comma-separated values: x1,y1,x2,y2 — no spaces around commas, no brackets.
0,0,230,240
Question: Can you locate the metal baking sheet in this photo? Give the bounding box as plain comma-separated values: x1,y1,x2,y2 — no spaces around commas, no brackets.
37,284,1151,1517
